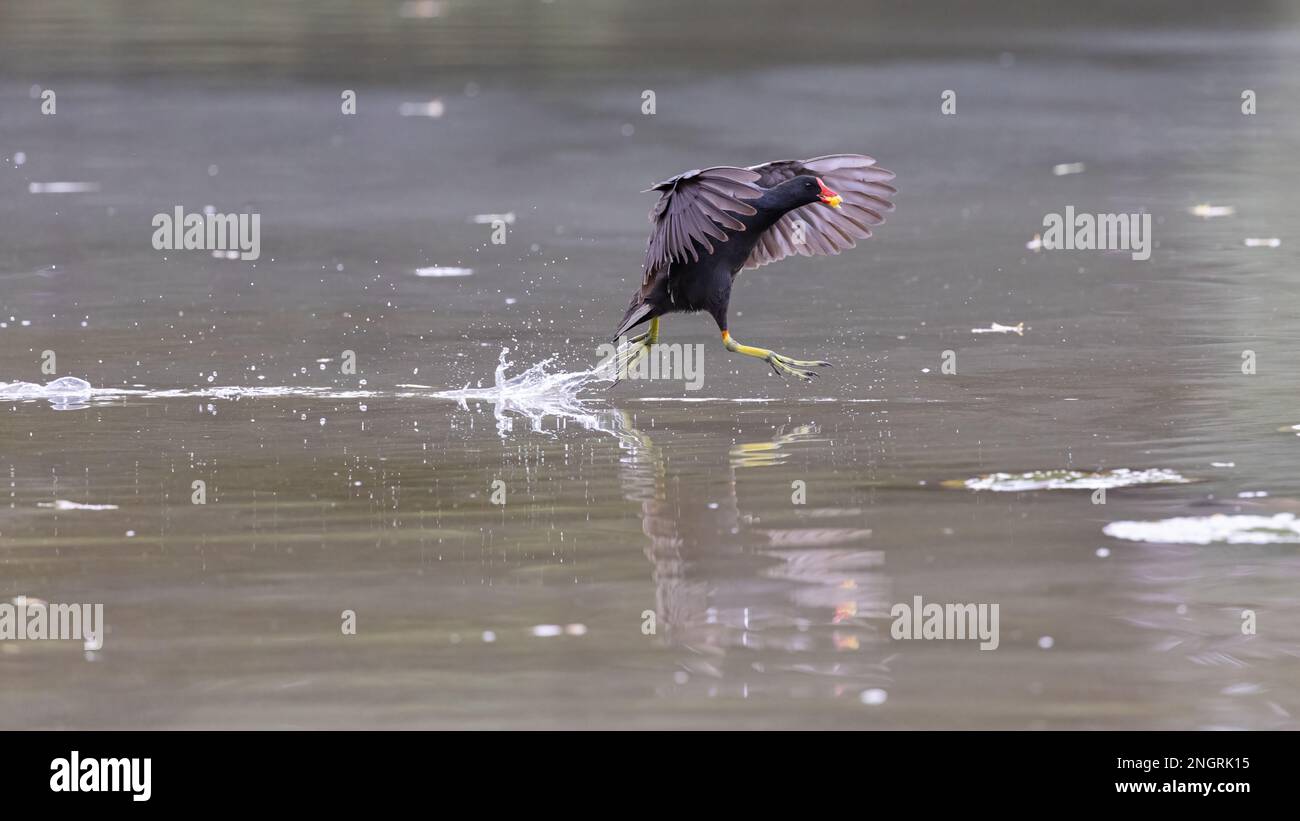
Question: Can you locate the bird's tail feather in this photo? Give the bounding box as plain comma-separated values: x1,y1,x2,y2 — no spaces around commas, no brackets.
612,302,654,341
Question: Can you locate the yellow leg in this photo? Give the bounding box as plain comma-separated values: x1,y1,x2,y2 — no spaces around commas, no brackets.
722,331,830,381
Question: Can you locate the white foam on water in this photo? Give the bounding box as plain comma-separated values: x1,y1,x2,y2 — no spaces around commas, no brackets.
1,376,388,405
1103,513,1300,545
960,468,1190,492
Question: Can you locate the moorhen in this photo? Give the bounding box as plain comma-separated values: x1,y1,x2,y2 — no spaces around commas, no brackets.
612,154,895,380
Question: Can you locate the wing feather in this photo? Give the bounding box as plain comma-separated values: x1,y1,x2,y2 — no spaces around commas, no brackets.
641,167,762,285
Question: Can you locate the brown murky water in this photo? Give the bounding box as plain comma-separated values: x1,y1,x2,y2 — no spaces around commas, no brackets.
2,1,1299,728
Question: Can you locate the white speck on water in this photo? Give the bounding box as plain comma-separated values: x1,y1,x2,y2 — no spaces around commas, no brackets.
1238,490,1268,498
972,321,1024,335
1095,547,1110,558
860,688,888,705
1244,237,1281,248
28,182,100,194
1052,162,1085,176
399,99,444,118
1038,636,1055,649
470,212,514,224
674,671,690,685
564,623,587,636
1211,462,1235,468
13,151,26,166
1191,203,1234,218
399,0,444,18
481,630,496,643
414,266,473,277
531,624,563,637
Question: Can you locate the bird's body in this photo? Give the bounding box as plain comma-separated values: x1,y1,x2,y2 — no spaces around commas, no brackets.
610,154,896,380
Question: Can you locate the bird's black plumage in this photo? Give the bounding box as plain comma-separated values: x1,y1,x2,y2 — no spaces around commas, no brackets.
614,154,895,341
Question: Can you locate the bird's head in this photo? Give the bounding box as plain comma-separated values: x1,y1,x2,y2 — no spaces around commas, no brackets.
815,177,842,209
781,175,843,212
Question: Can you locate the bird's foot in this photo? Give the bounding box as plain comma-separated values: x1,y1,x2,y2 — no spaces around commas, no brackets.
607,319,660,385
766,352,831,381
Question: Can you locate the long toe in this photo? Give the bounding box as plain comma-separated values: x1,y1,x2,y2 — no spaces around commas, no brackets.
767,356,819,381
772,353,832,368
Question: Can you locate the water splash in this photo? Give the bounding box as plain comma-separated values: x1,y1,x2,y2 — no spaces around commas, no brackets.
0,376,97,409
433,347,618,437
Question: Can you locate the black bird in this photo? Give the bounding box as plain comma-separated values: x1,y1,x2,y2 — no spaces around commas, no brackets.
612,154,895,380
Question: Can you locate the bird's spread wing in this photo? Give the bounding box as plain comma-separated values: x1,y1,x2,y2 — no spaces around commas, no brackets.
743,154,896,270
641,166,764,285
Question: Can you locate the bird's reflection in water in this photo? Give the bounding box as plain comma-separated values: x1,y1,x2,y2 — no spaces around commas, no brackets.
606,409,895,699
460,390,895,700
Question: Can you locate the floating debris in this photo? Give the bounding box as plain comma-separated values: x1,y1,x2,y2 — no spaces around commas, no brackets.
971,322,1024,335
948,468,1191,492
1244,237,1281,248
28,182,100,194
1191,203,1235,218
399,100,445,118
1103,512,1300,545
1025,234,1043,251
414,266,473,277
1052,162,1085,176
38,500,119,511
530,625,563,637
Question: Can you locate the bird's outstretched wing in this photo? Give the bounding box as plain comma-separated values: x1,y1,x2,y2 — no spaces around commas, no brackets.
641,166,764,285
743,154,896,270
